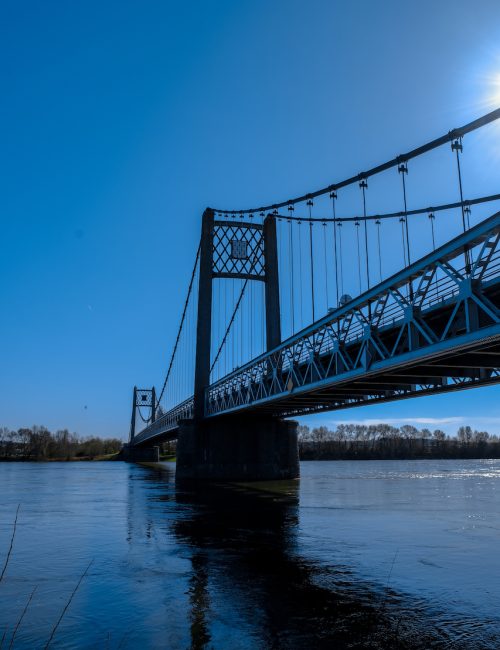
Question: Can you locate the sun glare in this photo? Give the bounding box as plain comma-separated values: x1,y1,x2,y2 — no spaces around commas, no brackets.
469,49,500,115
472,56,500,161
490,73,500,109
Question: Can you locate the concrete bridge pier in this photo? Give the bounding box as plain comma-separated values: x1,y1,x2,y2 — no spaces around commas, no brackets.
121,444,160,463
175,417,300,482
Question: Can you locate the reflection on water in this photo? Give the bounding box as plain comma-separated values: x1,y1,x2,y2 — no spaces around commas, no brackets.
0,460,499,648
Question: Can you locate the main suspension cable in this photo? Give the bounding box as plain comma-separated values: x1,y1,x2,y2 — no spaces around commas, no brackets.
269,192,500,224
212,108,500,215
156,241,201,406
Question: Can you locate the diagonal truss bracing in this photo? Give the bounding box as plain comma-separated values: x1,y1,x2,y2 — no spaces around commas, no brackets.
205,211,500,420
132,213,500,446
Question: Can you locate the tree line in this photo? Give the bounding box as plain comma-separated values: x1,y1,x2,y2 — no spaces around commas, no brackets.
3,422,498,462
298,423,500,460
0,426,122,460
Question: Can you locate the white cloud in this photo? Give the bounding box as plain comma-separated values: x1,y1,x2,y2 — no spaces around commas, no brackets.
298,415,500,434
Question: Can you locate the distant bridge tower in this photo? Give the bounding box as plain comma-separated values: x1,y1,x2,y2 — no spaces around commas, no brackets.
129,386,156,442
123,386,159,463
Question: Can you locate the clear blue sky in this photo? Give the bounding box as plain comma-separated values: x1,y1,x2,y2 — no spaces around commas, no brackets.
2,0,500,439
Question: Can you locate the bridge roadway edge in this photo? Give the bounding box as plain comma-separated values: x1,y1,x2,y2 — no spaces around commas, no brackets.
175,416,299,482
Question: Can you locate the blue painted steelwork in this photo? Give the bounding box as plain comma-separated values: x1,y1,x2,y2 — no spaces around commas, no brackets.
205,211,500,418
131,109,500,447
133,212,500,446
132,397,193,445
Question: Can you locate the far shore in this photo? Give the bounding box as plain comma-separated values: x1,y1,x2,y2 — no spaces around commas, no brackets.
0,453,120,462
0,453,178,463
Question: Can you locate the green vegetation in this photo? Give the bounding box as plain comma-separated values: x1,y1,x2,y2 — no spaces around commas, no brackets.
298,423,500,460
0,426,122,461
159,440,176,461
159,454,176,462
4,422,498,462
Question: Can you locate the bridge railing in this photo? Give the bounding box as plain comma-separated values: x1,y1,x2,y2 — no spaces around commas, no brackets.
206,211,500,417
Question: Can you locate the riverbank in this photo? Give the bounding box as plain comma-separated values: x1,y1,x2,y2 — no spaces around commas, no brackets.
0,453,120,462
0,426,123,460
299,438,500,461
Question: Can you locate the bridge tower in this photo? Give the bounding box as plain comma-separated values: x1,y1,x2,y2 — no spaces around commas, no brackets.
177,208,299,481
122,387,159,462
193,208,281,419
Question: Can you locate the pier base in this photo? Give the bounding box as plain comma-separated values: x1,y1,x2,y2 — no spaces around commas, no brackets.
176,417,299,482
121,444,160,463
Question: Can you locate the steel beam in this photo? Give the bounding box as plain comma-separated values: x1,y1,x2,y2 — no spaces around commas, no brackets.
194,208,214,420
263,214,282,350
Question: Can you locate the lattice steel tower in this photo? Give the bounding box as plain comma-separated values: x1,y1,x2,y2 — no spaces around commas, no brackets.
193,208,281,419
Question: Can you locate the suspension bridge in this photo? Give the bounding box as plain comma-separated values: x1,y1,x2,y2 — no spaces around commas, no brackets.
124,108,500,480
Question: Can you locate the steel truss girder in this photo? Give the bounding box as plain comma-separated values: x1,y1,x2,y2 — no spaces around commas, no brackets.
206,212,500,419
134,213,500,445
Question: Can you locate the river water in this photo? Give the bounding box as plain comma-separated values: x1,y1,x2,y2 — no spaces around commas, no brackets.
0,459,499,649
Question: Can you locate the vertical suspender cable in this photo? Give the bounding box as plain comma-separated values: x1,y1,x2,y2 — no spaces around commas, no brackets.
428,212,439,298
218,278,222,379
322,222,328,310
359,180,370,290
277,215,284,336
288,206,295,334
398,162,414,301
428,212,436,250
224,277,227,375
298,219,303,327
240,279,243,366
452,138,467,233
330,192,339,308
376,220,382,283
398,163,411,266
231,278,235,369
249,213,254,362
260,212,265,352
355,221,362,295
338,222,344,299
307,200,315,322
464,205,471,229
400,218,408,267
452,137,471,272
250,276,253,360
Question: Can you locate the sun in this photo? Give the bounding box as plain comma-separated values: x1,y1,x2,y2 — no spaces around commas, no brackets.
490,73,500,108
472,51,500,113
478,70,500,112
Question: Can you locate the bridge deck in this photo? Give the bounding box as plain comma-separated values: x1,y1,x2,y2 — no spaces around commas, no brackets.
133,212,500,446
